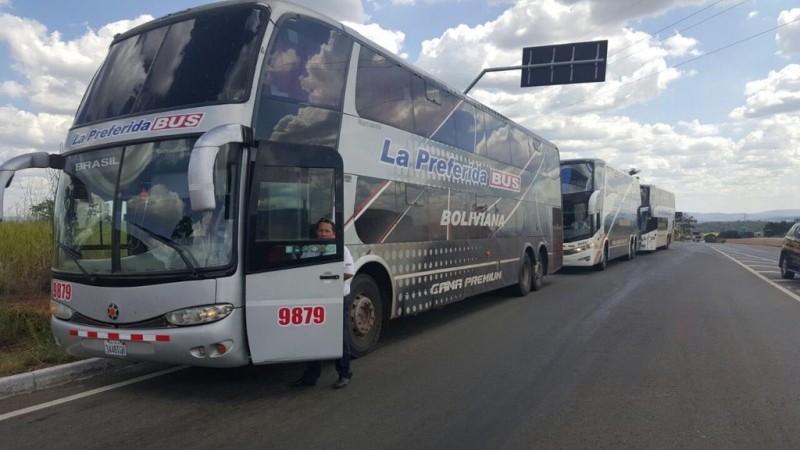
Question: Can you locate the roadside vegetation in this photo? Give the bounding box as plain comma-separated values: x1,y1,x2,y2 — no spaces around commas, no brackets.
677,216,799,243
0,220,79,376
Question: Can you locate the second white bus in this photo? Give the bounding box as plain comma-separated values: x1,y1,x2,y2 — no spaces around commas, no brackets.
560,159,641,270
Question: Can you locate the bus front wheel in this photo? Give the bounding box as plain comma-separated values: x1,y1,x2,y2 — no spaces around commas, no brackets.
594,245,608,271
348,274,384,357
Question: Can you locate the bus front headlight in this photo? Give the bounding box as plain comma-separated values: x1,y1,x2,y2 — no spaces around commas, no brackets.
50,300,74,320
166,304,233,326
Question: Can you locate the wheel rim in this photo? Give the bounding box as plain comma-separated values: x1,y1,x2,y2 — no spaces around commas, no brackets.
781,258,787,275
352,293,376,336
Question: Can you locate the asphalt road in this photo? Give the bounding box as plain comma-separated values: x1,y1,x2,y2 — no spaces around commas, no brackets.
3,242,800,449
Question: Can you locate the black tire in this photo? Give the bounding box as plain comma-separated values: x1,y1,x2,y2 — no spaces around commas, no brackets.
627,239,635,261
594,245,608,271
348,274,384,357
664,235,671,250
780,255,796,280
513,253,533,297
531,253,544,291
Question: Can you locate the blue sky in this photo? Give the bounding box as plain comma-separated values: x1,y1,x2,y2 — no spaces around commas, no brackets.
0,0,799,216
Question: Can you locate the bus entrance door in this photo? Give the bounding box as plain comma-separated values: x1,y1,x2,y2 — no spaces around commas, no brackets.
245,143,345,364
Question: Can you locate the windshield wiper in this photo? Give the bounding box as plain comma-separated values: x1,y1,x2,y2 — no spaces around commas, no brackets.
56,241,96,282
125,221,203,278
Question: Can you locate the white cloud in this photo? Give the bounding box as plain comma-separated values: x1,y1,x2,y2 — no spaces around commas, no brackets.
776,8,800,57
678,120,719,136
0,79,25,97
344,21,408,57
0,105,71,149
0,106,67,218
747,11,758,20
729,64,800,120
663,32,701,57
558,0,709,26
292,0,368,23
0,13,153,114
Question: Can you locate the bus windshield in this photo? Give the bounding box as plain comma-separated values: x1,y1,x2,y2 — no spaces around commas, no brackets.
74,4,269,126
53,138,239,276
563,193,593,242
560,162,594,194
560,162,596,242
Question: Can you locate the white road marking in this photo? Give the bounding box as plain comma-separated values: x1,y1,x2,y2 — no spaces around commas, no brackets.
711,247,800,302
0,365,186,422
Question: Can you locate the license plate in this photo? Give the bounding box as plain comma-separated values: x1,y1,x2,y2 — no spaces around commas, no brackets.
104,340,127,357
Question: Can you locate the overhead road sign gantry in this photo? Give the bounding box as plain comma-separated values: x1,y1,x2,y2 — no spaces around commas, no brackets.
463,39,608,95
521,40,608,88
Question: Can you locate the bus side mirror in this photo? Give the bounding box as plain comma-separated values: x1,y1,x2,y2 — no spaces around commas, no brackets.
188,124,251,212
0,152,63,222
587,190,601,214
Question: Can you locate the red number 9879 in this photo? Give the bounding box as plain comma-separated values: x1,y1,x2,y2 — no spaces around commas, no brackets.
277,306,326,326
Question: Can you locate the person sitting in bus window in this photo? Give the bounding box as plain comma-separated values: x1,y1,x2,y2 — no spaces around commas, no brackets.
300,217,337,257
290,217,355,389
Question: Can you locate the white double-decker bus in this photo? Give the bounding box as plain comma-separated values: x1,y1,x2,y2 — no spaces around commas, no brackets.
0,0,562,366
560,159,640,270
638,184,675,251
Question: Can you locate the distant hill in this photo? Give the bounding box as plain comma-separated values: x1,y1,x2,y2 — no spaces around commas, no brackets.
689,209,800,223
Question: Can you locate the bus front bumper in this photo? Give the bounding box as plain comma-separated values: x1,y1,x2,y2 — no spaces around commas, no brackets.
562,247,600,267
51,307,250,368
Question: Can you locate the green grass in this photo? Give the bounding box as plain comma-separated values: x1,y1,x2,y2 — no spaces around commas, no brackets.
0,220,79,376
0,304,80,377
0,221,53,297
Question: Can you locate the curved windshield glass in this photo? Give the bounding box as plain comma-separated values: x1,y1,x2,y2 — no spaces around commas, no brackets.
560,162,594,194
563,193,593,242
54,138,238,276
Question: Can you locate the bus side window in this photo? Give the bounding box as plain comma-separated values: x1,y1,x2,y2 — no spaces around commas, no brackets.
355,47,414,132
453,102,476,153
261,17,351,107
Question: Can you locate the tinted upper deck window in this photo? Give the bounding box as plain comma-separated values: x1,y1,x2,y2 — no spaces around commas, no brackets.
75,5,269,126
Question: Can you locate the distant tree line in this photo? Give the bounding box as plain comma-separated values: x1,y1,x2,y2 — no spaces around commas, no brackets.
674,215,797,241
763,220,797,237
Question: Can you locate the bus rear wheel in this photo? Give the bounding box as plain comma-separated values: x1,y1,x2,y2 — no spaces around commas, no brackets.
531,255,544,291
513,253,533,296
348,274,384,357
